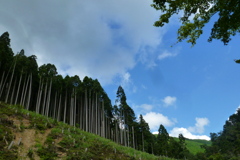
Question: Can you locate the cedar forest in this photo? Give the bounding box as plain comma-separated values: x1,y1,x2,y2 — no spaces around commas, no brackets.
1,32,240,160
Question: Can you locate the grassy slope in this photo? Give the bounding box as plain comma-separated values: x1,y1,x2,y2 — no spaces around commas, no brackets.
173,137,211,155
185,138,211,155
0,103,174,160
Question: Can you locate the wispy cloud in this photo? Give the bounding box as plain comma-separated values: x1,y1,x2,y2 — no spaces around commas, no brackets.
120,72,137,93
132,103,154,114
158,50,178,60
141,104,153,112
162,96,177,107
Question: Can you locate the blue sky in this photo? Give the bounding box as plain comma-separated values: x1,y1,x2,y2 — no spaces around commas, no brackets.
1,0,240,140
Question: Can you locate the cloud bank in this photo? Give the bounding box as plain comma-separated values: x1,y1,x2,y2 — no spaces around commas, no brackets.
0,0,164,85
170,117,210,140
170,127,210,140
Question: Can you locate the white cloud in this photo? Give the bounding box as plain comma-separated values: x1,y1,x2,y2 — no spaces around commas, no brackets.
0,0,165,85
120,72,131,87
143,112,175,131
170,127,210,141
119,72,137,93
188,117,209,134
158,51,178,60
141,104,153,111
162,96,177,107
132,103,153,114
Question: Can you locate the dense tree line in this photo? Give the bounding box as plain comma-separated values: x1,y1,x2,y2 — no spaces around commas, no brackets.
0,32,191,159
192,108,240,160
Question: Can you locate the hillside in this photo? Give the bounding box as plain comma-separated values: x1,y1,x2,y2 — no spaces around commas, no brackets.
0,103,174,160
173,137,211,155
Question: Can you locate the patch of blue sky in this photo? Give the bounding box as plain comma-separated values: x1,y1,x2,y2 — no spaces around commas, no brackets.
107,20,122,30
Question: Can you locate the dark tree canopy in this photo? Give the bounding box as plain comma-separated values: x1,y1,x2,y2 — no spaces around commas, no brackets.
151,0,240,46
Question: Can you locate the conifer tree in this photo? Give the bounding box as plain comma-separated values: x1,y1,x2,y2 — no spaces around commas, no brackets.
157,124,169,156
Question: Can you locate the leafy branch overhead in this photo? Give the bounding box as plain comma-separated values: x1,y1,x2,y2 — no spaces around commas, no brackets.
151,0,240,46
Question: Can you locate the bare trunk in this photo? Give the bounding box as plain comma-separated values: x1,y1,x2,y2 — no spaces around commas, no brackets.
0,64,12,99
132,126,135,149
42,80,48,115
85,89,88,132
0,71,5,97
36,80,43,114
63,91,67,123
53,92,57,119
26,73,32,110
46,79,52,117
20,75,27,106
5,60,16,103
142,132,144,152
23,75,30,108
10,79,17,104
57,94,62,121
15,72,22,105
74,88,77,127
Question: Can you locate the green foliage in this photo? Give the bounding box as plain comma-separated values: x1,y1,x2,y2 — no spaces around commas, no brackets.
37,145,58,160
151,0,240,45
27,148,34,159
200,108,240,159
0,150,18,160
156,124,169,156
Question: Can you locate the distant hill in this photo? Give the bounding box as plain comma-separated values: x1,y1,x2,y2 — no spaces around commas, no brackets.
173,137,211,155
0,103,174,160
153,134,211,155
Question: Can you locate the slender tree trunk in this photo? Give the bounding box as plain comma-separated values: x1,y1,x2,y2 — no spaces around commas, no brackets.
10,79,17,104
15,72,22,105
94,94,97,134
42,80,48,115
0,64,12,99
132,126,135,149
70,90,74,126
23,75,30,108
36,80,43,114
53,92,57,119
85,89,88,132
57,94,62,121
26,73,32,110
20,75,27,106
5,60,16,103
46,79,52,117
63,91,67,123
102,102,105,138
74,88,76,127
142,132,144,152
0,71,5,98
35,77,42,113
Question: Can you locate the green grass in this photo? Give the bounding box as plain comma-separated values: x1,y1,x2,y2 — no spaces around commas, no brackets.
0,103,175,160
173,137,211,155
185,138,211,155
